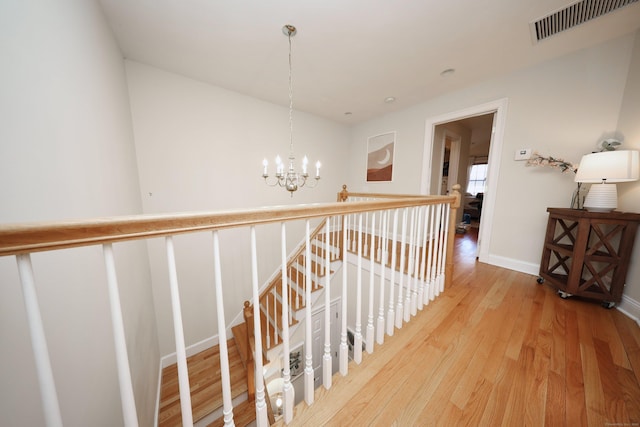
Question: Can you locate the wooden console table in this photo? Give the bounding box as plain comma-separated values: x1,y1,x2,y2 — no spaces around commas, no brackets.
538,207,640,308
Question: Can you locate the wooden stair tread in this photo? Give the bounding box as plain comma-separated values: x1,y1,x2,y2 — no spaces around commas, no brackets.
158,339,248,426
206,398,257,427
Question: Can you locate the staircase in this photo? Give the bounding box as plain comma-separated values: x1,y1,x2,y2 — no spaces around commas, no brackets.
156,225,340,426
157,214,439,425
258,224,342,354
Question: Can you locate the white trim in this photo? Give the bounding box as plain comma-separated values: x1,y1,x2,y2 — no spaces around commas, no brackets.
160,334,221,368
617,294,640,326
421,98,509,264
484,254,540,276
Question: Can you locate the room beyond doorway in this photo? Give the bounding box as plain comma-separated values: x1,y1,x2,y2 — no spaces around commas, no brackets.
420,98,508,264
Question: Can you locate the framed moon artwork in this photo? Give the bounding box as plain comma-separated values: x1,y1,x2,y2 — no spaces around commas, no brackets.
366,132,395,182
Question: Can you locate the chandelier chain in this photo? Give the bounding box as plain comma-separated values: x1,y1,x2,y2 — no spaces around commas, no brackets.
288,30,294,160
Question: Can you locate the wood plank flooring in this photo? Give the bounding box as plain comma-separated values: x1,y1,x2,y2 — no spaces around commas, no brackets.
158,338,248,426
273,228,640,426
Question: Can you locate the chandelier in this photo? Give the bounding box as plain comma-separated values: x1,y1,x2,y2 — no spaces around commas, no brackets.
262,25,321,196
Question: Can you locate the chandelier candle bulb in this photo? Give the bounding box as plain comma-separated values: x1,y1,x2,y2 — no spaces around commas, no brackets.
302,156,308,175
316,161,321,178
262,159,268,177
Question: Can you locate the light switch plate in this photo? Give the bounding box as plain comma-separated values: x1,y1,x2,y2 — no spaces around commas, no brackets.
515,148,532,161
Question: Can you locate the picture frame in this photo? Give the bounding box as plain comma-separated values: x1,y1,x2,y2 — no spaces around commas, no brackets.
366,132,395,182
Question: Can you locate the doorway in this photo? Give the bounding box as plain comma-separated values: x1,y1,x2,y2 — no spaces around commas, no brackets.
420,98,508,263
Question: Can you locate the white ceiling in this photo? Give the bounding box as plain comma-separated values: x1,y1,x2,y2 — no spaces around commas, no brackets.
98,0,640,124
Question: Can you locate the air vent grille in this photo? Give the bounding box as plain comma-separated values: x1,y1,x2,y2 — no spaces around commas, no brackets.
531,0,639,42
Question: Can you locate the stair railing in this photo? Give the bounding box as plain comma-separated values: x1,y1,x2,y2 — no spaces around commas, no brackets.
0,185,459,427
257,218,329,352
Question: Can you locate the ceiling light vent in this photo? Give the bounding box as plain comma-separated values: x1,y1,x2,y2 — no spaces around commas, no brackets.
530,0,638,43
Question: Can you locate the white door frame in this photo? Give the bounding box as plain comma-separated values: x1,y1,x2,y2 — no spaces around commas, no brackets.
420,98,508,263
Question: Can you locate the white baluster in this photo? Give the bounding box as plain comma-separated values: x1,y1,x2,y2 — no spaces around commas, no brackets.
165,236,194,426
436,204,446,296
430,204,441,301
280,223,294,423
439,203,451,293
376,210,387,345
250,227,269,427
364,212,369,254
424,205,433,305
411,207,422,316
345,213,351,253
16,254,63,427
273,288,279,346
212,231,235,427
304,220,314,405
396,209,407,329
330,216,340,261
404,207,415,322
386,209,398,336
366,212,376,354
376,211,382,262
352,213,356,253
418,206,430,310
323,218,332,389
103,244,138,427
340,215,349,376
354,213,363,364
288,267,293,324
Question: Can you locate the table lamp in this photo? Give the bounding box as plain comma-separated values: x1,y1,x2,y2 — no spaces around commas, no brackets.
574,150,639,212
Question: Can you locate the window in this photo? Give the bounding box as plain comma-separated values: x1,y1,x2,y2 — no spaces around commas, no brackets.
467,164,488,196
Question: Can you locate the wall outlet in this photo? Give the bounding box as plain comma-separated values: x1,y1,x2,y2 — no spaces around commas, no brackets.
515,148,532,161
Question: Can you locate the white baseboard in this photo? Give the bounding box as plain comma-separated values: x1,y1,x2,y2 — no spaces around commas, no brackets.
160,334,221,369
617,294,640,326
482,254,540,276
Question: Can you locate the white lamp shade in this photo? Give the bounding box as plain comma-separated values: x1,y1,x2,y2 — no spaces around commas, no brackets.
574,150,639,183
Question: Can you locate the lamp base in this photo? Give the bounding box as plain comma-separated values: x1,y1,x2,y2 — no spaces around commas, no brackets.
583,183,617,212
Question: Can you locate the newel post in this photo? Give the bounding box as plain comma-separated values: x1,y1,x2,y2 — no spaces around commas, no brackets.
337,185,349,262
337,184,349,202
445,184,461,289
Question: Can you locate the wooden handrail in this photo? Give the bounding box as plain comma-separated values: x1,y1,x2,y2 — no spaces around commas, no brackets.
337,184,430,201
0,195,455,256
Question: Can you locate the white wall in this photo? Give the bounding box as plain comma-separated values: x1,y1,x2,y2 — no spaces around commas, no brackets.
616,30,640,317
0,1,158,426
350,34,635,274
125,61,351,356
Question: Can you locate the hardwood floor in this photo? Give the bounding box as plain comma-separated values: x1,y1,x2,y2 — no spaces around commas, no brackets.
274,228,640,426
